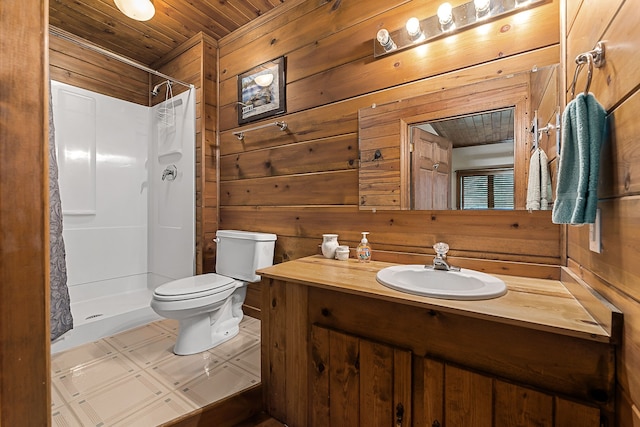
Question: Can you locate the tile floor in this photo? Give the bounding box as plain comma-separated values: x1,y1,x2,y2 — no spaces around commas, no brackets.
51,316,261,427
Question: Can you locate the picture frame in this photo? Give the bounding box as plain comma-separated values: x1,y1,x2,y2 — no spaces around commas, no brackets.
237,56,286,125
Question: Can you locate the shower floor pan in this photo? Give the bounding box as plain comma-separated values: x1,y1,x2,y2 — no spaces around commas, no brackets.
51,285,160,354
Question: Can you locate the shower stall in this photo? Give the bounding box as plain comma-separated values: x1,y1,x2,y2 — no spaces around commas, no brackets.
50,80,196,353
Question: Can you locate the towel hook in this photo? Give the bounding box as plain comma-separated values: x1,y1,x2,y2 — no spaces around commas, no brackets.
569,42,605,99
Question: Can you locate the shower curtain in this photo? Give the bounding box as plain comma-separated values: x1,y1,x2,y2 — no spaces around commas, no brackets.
49,82,73,341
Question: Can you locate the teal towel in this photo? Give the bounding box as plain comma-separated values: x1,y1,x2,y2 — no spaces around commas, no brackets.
552,93,607,224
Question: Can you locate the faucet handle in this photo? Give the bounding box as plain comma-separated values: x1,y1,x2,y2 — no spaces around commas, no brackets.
162,164,178,181
433,242,450,258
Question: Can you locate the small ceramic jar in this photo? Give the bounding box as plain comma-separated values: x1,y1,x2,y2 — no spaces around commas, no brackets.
335,246,350,261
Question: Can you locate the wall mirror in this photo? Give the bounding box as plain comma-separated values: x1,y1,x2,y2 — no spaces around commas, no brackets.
358,64,559,211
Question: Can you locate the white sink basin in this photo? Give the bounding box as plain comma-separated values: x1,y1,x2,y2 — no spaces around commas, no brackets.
376,265,507,300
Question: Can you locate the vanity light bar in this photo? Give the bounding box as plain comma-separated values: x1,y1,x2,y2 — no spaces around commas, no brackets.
373,0,546,58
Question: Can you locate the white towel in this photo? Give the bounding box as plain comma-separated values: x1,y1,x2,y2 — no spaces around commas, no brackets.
526,148,541,210
527,148,552,211
539,148,551,210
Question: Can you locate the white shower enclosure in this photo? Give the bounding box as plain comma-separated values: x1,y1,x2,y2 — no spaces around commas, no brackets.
51,80,195,352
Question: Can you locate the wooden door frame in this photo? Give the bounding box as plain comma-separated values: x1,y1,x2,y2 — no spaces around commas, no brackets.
0,0,51,425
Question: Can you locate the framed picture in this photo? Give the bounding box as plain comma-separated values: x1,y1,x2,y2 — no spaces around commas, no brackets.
237,56,286,125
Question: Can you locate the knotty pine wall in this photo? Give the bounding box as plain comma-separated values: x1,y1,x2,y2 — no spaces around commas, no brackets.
50,29,149,106
564,1,640,425
217,0,562,267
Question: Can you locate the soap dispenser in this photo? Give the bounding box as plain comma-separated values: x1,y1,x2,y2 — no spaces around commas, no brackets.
356,232,372,263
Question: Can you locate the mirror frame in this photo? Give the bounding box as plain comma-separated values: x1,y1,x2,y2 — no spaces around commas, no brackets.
359,73,531,211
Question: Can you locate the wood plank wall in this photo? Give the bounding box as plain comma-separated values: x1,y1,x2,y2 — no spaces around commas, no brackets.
564,0,640,425
216,0,562,267
152,33,218,275
0,0,50,424
49,28,149,106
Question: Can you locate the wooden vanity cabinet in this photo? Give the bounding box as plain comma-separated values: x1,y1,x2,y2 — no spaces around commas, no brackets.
261,276,614,427
308,325,601,427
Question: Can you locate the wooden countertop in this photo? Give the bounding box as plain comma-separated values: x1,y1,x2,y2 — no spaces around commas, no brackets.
257,255,613,343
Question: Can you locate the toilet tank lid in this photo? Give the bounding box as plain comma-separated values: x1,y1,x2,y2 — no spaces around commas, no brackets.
154,273,235,297
216,230,277,241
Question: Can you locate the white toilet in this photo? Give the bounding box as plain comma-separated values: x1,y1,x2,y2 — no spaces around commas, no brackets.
151,230,277,355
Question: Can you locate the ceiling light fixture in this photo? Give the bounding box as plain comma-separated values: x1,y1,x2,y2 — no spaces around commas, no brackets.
114,0,155,21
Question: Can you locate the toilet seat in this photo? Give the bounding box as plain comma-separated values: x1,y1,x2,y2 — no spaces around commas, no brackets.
153,273,238,302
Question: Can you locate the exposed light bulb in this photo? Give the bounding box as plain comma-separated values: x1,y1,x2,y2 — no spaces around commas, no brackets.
437,3,455,31
376,29,397,52
405,17,423,41
474,0,490,10
474,0,491,18
114,0,155,21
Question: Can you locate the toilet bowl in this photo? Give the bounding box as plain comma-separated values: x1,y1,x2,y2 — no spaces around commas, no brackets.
151,273,245,355
151,230,276,355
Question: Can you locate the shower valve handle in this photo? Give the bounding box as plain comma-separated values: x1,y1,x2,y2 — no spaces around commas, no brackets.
162,165,177,181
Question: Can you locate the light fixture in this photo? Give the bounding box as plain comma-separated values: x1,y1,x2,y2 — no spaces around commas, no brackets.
376,29,397,52
254,73,274,87
114,0,155,21
405,17,424,41
437,3,455,31
373,0,545,58
474,0,491,18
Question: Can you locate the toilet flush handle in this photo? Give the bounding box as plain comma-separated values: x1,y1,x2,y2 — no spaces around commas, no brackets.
212,237,220,243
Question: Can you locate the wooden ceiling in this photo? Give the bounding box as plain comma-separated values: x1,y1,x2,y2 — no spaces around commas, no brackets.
49,0,285,66
428,108,515,148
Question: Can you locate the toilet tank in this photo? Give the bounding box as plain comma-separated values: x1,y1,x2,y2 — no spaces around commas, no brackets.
215,230,277,282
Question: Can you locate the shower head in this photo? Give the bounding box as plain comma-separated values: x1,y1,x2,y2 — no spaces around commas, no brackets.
151,80,172,97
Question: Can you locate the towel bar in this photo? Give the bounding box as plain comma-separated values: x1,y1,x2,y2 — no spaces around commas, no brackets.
232,121,288,140
531,110,560,152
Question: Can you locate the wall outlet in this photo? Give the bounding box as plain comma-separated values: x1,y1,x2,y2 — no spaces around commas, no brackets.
589,208,602,254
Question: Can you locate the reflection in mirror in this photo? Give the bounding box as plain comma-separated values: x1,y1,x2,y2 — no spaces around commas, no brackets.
410,107,515,210
358,64,560,211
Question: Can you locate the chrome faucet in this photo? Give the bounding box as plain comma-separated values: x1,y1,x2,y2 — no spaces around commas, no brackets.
427,242,460,271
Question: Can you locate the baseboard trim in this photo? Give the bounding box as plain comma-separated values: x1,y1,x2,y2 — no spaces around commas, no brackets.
161,384,263,427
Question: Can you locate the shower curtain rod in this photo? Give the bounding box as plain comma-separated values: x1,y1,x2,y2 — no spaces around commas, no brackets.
49,26,193,89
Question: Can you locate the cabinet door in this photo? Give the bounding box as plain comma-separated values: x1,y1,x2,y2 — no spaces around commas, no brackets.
445,364,493,427
494,380,553,426
310,325,412,427
554,397,601,427
442,364,600,427
413,356,445,427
